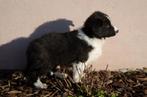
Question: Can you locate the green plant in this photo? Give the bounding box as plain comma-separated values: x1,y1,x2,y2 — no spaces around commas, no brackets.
111,92,119,97
96,90,106,97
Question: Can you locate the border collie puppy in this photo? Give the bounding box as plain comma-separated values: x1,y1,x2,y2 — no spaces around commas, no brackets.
26,11,119,89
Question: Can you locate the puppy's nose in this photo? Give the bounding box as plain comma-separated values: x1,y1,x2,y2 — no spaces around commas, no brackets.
114,26,119,33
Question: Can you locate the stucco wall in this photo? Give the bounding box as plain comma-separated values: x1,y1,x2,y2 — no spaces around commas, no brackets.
0,0,147,70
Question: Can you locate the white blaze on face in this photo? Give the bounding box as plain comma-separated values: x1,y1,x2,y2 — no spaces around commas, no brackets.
114,26,119,32
106,15,119,33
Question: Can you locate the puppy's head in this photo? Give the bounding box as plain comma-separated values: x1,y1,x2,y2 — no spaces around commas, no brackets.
83,11,119,39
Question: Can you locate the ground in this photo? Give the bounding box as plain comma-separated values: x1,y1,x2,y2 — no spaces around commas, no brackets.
0,66,146,97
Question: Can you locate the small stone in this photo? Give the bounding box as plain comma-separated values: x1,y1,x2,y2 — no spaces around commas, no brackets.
119,68,129,72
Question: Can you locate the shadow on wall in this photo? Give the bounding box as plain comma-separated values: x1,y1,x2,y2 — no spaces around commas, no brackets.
0,19,74,70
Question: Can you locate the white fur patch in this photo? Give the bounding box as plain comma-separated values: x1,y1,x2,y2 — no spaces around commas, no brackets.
73,62,85,82
34,78,47,89
72,29,105,82
114,26,118,32
77,29,105,65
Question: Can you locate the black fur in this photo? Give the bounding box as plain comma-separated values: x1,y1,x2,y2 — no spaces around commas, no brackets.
26,30,93,84
82,11,118,38
25,11,118,85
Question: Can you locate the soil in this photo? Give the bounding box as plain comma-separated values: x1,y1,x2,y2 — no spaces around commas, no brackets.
0,67,146,97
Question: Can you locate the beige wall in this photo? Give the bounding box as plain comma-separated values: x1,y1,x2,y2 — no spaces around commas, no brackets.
0,0,147,70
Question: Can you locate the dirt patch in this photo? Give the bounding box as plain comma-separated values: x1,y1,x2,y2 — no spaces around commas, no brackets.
0,67,146,97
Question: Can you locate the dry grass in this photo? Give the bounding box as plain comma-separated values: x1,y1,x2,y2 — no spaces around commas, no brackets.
0,66,146,97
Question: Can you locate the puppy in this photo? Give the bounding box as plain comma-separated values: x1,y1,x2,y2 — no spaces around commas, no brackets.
26,11,119,89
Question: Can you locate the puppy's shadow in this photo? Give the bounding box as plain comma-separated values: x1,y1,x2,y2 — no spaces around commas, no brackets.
0,19,74,70
30,19,74,40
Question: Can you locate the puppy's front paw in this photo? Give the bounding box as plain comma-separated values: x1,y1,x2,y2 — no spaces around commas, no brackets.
34,78,47,89
34,82,47,89
41,83,47,89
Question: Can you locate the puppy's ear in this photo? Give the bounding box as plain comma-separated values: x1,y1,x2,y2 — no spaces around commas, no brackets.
84,12,104,29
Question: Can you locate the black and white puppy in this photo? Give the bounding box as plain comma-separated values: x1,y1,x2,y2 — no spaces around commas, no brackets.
26,11,118,89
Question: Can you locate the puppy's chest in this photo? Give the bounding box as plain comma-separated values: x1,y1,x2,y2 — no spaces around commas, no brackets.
77,30,105,65
85,40,104,65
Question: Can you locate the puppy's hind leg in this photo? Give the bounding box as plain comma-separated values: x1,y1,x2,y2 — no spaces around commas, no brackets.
26,70,47,89
33,67,50,89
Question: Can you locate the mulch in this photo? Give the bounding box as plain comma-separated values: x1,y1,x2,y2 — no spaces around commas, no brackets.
0,67,146,97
